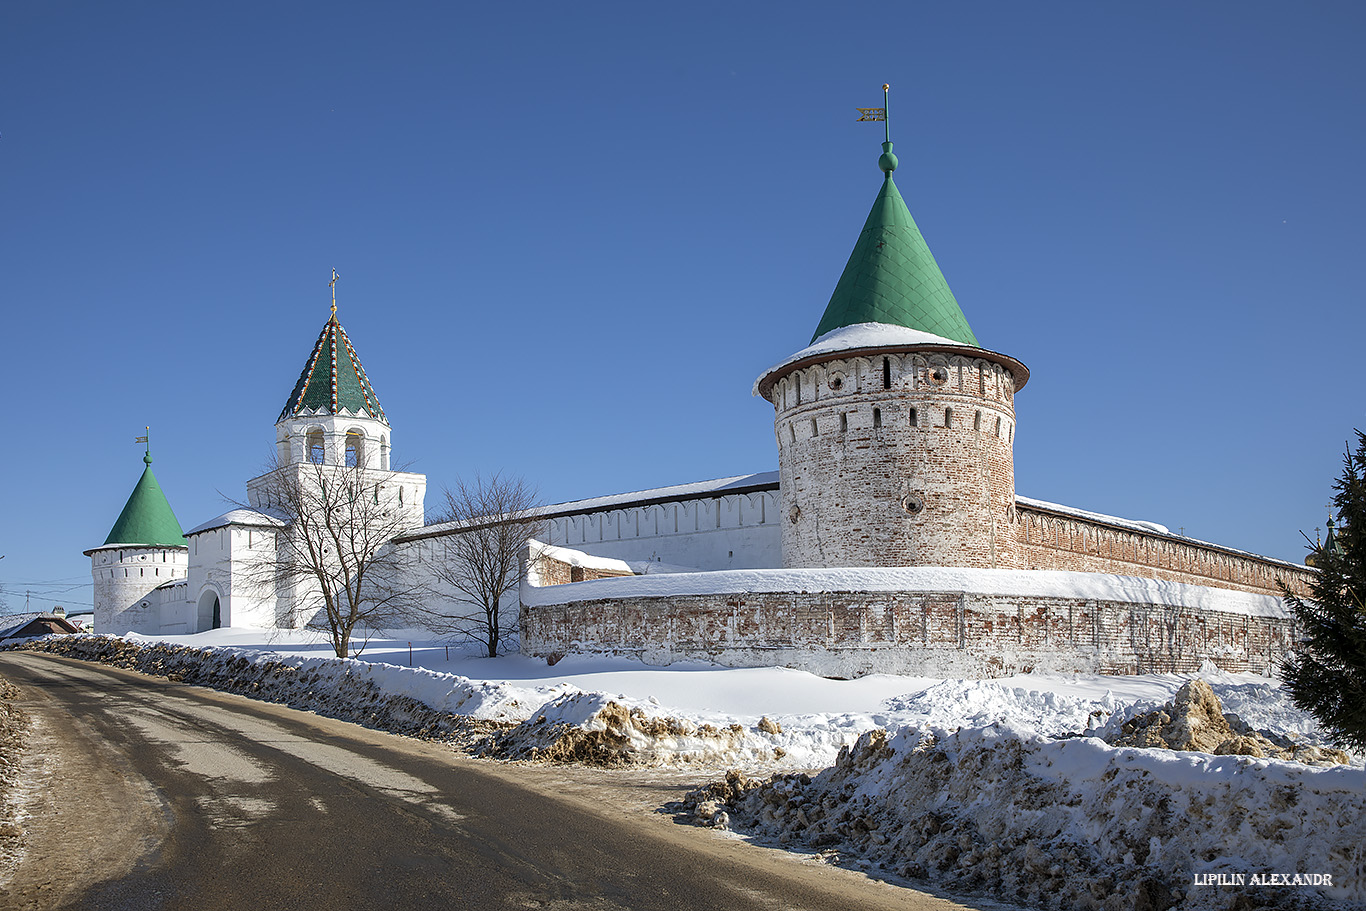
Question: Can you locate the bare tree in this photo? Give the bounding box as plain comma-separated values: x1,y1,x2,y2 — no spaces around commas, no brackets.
427,473,544,657
245,457,427,659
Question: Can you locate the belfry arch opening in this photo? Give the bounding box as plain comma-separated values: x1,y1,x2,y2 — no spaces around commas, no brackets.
307,429,325,464
345,430,365,468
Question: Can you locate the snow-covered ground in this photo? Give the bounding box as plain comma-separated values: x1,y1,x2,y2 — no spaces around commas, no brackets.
99,626,1351,770
9,627,1362,908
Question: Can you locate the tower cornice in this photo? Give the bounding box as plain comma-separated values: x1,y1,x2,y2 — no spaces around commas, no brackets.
755,322,1028,401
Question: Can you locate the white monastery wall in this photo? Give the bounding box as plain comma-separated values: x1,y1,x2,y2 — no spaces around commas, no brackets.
540,490,782,571
186,523,282,630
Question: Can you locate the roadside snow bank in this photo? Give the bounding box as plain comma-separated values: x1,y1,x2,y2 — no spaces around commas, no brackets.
7,636,517,747
482,692,787,766
5,637,799,767
686,725,1365,910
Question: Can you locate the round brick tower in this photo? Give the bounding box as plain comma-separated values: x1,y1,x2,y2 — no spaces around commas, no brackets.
755,117,1028,569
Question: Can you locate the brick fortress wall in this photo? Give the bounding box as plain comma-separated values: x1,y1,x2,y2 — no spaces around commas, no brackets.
771,349,1019,569
522,569,1296,679
1015,503,1312,598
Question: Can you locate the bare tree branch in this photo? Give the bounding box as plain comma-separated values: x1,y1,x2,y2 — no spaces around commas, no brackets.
239,457,429,658
426,473,544,658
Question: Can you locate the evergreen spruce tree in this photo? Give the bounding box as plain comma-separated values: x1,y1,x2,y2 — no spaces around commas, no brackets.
1282,431,1366,751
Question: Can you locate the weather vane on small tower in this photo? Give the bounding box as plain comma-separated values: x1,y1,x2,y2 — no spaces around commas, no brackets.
329,268,340,317
135,426,151,464
856,84,897,175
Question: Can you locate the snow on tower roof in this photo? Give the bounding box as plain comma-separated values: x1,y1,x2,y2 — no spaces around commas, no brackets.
184,507,288,536
88,450,187,553
808,169,979,347
754,322,1028,398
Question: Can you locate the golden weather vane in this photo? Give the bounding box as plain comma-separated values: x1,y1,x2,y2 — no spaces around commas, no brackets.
858,84,897,175
856,84,891,137
329,268,340,317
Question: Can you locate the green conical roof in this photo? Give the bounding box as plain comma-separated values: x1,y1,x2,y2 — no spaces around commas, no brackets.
278,315,388,425
102,453,187,548
809,172,979,347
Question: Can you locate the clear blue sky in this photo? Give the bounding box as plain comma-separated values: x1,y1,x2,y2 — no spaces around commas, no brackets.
3,2,1363,614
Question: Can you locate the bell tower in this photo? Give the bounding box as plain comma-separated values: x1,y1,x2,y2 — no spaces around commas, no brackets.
249,272,425,530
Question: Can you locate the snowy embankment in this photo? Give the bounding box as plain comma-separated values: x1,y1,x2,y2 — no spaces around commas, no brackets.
686,723,1363,910
5,632,1361,908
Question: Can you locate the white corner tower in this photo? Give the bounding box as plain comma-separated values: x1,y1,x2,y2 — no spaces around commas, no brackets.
85,443,190,633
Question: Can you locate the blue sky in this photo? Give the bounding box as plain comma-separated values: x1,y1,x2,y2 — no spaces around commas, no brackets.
2,2,1363,614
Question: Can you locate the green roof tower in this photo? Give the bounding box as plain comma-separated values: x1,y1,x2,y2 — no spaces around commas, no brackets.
808,85,979,347
756,86,1028,574
101,444,187,548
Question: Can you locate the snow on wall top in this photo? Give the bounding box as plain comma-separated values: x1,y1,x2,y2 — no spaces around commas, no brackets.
411,472,781,540
1018,496,1171,535
522,565,1289,619
185,507,288,536
1017,497,1311,573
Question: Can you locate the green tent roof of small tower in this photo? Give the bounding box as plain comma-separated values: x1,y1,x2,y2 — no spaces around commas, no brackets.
278,314,388,424
809,134,979,347
102,452,187,548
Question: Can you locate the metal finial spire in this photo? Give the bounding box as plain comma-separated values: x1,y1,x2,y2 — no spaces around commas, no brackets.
329,268,340,318
882,83,890,143
857,84,897,175
135,426,151,464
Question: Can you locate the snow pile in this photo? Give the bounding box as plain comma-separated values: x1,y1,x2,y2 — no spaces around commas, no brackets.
7,636,517,747
482,692,787,766
0,676,29,878
5,636,798,767
881,679,1120,739
1105,680,1349,766
685,725,1365,910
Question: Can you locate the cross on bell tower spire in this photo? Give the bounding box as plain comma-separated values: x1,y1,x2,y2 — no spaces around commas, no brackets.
329,268,340,318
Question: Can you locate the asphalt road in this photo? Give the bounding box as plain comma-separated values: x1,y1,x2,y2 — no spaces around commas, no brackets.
0,651,977,911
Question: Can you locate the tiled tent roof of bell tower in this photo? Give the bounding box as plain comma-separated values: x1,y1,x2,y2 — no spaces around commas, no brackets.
278,315,388,424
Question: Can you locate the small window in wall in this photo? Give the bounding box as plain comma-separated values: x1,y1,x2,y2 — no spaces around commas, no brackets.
380,436,390,470
796,379,802,405
810,418,818,436
974,411,981,431
308,430,325,464
995,416,1002,437
789,423,796,443
945,407,953,428
873,407,882,428
882,358,891,389
840,413,848,434
399,487,404,507
909,407,918,427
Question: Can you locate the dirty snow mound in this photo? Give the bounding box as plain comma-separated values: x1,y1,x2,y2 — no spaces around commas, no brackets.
1108,680,1349,766
8,636,511,748
484,692,787,766
0,675,30,881
684,725,1365,909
